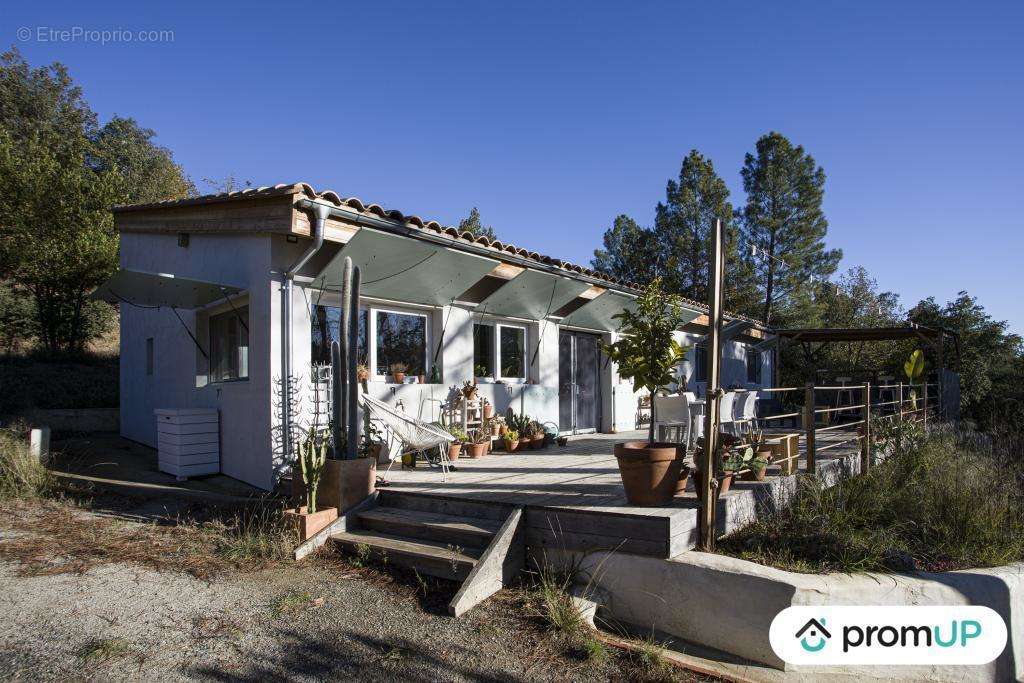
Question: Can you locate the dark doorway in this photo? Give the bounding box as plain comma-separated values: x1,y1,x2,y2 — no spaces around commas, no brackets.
559,330,603,433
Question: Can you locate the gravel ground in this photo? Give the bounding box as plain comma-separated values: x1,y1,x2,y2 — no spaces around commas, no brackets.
0,507,700,682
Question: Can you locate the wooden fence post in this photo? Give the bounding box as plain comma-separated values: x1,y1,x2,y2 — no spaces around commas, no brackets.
804,383,816,474
861,383,871,474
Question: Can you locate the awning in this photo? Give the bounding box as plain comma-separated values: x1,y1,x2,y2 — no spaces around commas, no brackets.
478,269,590,320
317,227,500,306
90,269,245,309
560,291,704,332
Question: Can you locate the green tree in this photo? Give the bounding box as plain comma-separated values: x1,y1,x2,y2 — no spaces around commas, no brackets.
0,48,192,355
738,132,841,326
909,292,1023,416
591,214,658,284
91,116,194,203
458,207,496,241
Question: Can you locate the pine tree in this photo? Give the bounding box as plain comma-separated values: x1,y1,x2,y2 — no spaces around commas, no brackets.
738,132,841,326
591,214,658,284
458,207,496,241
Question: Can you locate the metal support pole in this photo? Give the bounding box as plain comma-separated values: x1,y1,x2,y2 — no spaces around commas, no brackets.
898,383,904,422
923,381,929,429
861,383,871,473
698,219,725,551
804,383,816,474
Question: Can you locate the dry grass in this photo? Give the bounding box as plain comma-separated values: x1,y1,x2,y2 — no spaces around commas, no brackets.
0,422,54,501
0,496,294,579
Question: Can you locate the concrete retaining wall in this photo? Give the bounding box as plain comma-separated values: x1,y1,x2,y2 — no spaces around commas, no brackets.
576,549,1023,681
21,408,120,433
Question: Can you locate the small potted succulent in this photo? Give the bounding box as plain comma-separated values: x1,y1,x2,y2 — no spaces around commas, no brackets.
528,421,545,450
482,398,494,419
675,462,692,496
693,433,742,500
503,429,520,452
465,428,489,459
445,424,468,461
390,362,407,384
462,380,478,400
356,363,371,383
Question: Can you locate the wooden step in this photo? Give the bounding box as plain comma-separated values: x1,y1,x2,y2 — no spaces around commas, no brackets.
357,507,500,549
378,490,514,521
331,529,482,581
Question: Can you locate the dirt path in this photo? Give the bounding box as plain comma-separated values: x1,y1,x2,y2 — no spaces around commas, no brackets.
0,502,704,682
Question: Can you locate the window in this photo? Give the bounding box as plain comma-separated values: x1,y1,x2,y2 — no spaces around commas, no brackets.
209,306,249,382
145,338,154,376
473,324,494,377
694,343,707,382
473,322,527,380
311,305,367,366
375,310,427,377
747,348,763,384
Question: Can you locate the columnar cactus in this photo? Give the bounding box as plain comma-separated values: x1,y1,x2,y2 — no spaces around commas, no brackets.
298,429,328,513
331,256,362,459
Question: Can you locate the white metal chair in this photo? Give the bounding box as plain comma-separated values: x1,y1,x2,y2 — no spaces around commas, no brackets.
718,391,738,436
736,391,758,436
362,394,456,484
653,394,692,448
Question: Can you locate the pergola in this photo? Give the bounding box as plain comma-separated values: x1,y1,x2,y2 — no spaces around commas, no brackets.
772,323,961,376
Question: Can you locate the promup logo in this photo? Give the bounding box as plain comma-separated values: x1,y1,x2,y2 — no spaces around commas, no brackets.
770,606,1006,666
795,618,831,653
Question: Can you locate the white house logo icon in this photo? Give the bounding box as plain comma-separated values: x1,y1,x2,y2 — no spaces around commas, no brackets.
796,618,831,652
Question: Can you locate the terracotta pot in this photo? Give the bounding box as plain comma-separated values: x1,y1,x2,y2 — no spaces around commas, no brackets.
743,464,767,482
483,404,494,419
447,443,462,461
613,441,685,506
367,442,383,461
466,442,487,459
292,458,376,514
392,372,406,384
530,435,544,450
691,469,735,501
356,368,370,382
674,466,691,495
519,438,530,450
504,438,519,453
463,388,478,400
284,505,337,541
418,374,425,384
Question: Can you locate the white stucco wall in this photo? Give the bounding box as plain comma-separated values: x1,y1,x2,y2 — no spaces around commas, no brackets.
119,232,275,490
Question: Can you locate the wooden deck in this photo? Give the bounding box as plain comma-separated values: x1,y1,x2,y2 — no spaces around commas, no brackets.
383,428,863,558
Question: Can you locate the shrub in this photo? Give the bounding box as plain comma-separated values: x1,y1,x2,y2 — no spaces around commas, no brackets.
719,423,1024,573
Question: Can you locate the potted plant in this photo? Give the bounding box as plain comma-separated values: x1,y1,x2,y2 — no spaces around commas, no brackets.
525,421,544,449
285,428,338,540
474,363,493,383
390,362,407,384
466,428,489,458
445,424,467,460
356,363,371,383
603,278,690,506
675,463,692,496
482,398,494,419
503,429,520,453
462,380,478,400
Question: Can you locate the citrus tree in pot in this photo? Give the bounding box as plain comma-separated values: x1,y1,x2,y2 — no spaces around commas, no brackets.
603,278,690,506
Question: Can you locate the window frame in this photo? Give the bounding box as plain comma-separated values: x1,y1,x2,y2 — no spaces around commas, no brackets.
693,342,708,383
472,319,529,383
746,346,763,384
369,304,431,383
208,305,250,384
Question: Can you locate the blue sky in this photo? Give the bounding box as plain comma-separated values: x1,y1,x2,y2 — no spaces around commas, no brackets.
8,1,1023,331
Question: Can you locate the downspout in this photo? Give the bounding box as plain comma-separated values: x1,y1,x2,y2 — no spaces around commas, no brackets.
282,202,329,464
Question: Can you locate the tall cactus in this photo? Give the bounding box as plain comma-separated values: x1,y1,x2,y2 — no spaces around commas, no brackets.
298,428,327,513
330,256,362,460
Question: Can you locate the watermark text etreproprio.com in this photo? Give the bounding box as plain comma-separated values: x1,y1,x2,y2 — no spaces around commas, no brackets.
17,26,174,44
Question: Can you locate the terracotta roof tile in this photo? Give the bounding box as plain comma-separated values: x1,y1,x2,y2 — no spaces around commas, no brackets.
112,182,759,324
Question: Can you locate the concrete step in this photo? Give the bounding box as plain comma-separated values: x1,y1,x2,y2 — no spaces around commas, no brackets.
357,507,500,549
377,490,514,521
331,529,482,581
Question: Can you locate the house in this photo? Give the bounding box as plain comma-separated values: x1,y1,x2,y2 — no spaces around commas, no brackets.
95,183,773,490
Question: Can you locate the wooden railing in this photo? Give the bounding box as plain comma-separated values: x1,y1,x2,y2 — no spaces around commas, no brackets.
742,380,941,477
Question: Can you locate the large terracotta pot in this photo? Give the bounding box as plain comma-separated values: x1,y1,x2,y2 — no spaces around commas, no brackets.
294,458,376,514
530,435,544,450
613,441,685,506
518,438,530,450
284,505,338,541
466,442,487,459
